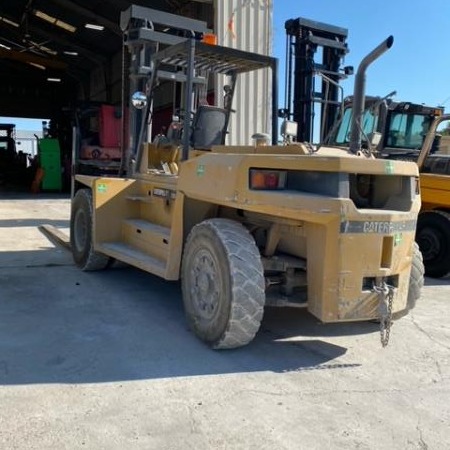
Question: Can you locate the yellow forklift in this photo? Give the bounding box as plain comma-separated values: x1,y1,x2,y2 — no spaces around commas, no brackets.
0,123,29,187
416,114,450,277
285,16,447,279
326,92,450,277
70,6,423,348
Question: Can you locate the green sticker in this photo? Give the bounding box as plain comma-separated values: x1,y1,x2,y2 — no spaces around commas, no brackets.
385,161,394,174
197,164,205,177
394,233,402,246
97,183,107,193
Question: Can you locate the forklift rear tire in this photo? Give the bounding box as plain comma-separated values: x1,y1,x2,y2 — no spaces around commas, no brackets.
385,242,424,321
181,219,265,349
416,210,450,278
405,242,424,311
70,188,112,271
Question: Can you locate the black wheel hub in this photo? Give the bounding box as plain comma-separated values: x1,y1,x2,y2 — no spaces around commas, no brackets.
418,227,442,262
190,249,221,321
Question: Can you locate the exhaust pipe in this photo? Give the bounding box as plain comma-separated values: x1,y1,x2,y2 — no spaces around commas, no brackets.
349,36,394,154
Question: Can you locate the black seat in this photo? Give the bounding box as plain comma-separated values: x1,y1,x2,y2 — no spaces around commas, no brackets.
191,105,227,150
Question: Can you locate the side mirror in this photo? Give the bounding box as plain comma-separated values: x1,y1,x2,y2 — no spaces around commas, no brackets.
131,91,147,109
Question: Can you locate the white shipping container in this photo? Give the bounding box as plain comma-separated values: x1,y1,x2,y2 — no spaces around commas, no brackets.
214,0,273,145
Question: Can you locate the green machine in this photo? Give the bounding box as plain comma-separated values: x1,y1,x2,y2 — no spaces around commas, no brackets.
38,138,62,191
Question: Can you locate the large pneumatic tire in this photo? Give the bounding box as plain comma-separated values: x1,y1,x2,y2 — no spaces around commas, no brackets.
392,242,424,321
416,210,450,278
70,188,111,271
406,242,424,310
181,219,265,349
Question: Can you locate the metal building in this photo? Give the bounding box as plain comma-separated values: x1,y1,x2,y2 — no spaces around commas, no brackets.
0,1,273,147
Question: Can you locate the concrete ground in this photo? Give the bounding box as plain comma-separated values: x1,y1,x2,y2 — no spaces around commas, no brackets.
0,194,449,450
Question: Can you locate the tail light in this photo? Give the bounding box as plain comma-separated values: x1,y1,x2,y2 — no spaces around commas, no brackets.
249,169,287,190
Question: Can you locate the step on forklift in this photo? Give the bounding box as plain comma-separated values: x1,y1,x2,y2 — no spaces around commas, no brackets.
70,6,423,349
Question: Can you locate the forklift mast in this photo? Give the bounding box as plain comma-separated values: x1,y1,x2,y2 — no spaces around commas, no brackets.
283,17,349,142
119,5,211,175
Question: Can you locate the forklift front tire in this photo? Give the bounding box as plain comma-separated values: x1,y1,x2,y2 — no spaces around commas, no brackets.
181,218,265,349
70,188,112,271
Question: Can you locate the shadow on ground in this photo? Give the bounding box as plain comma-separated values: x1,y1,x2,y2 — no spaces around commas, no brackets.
0,219,69,228
424,275,450,287
0,261,371,385
0,190,70,201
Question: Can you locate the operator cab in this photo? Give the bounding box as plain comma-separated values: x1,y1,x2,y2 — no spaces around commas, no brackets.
127,38,278,176
327,96,444,158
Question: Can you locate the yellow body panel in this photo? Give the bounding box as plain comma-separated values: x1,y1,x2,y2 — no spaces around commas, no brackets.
420,173,450,210
75,143,420,323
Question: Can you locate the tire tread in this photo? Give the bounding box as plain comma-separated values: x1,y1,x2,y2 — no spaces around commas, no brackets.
71,189,111,271
417,210,450,278
182,218,265,349
407,242,424,310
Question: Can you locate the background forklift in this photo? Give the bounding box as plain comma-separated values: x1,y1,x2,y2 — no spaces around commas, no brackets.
282,15,449,279
0,123,33,188
325,95,450,278
70,6,423,349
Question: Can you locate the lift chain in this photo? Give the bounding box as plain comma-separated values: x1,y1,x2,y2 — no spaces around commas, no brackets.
373,280,395,348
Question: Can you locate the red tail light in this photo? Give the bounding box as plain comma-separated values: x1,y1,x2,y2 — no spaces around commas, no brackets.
249,169,287,190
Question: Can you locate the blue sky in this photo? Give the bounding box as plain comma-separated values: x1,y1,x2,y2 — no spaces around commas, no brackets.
3,0,449,131
273,0,450,109
0,118,48,132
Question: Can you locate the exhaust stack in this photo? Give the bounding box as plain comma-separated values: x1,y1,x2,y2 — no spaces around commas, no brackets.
349,35,394,154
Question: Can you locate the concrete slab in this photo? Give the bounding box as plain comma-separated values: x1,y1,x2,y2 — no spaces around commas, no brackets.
0,194,449,449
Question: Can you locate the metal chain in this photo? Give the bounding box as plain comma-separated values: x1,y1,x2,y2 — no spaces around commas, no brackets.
373,280,395,347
